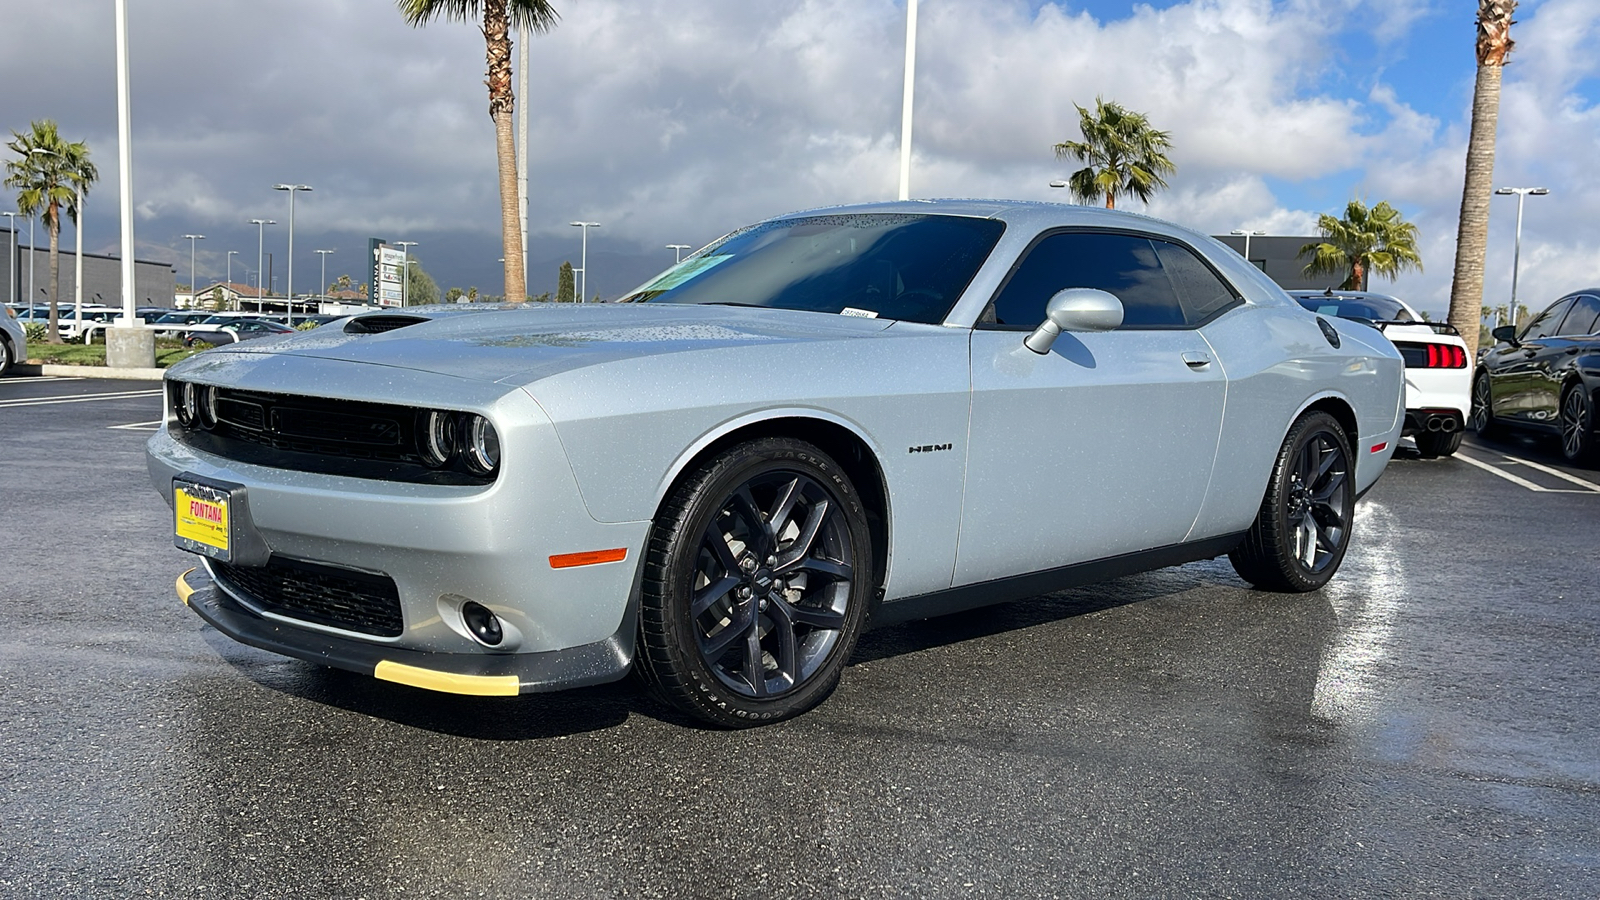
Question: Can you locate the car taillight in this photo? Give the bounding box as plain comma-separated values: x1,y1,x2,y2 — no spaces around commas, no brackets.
1400,343,1467,368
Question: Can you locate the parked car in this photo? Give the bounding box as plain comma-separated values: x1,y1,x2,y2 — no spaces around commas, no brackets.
1,303,27,376
1290,290,1471,458
150,200,1403,727
181,318,297,347
1471,288,1600,463
151,310,217,337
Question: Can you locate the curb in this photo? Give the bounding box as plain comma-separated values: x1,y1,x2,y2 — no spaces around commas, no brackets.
12,363,166,381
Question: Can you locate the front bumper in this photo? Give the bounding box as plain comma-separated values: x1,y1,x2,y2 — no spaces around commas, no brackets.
178,568,633,695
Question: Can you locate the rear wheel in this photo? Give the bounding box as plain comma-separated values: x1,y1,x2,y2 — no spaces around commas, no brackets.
1230,411,1355,592
636,438,871,727
1470,373,1501,439
0,336,12,377
1414,429,1462,459
1559,384,1597,465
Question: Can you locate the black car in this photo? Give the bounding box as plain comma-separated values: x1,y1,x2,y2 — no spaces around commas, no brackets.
182,319,297,348
1471,289,1600,463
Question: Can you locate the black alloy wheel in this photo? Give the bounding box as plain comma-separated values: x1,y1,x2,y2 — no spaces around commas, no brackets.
1560,384,1597,465
1470,373,1501,438
637,438,871,727
1230,411,1355,592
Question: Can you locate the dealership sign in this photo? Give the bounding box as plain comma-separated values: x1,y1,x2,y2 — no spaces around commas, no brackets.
370,238,406,307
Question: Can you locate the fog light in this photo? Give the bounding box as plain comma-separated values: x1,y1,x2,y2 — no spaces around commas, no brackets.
461,601,503,646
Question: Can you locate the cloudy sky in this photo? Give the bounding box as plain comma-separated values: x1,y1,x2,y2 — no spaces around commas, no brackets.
2,0,1597,313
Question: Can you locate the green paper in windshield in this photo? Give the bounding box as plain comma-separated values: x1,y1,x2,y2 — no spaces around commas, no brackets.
641,255,732,293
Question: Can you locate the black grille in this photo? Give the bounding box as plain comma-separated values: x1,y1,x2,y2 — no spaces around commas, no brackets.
168,383,494,486
212,557,403,637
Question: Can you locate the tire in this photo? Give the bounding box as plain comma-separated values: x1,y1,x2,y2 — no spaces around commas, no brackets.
1559,384,1598,466
0,336,12,378
1230,411,1356,593
1414,429,1462,459
636,437,872,727
1469,373,1501,439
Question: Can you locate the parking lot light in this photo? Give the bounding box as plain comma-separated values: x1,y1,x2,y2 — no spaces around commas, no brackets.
569,222,600,302
1493,187,1550,330
272,184,312,325
1230,228,1267,269
183,235,204,309
667,244,691,264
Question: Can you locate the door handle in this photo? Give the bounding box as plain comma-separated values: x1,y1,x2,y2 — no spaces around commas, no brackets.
1181,352,1211,369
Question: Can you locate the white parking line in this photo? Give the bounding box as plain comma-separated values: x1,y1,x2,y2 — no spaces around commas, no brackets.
1455,450,1600,494
0,388,163,408
0,375,85,384
109,419,167,431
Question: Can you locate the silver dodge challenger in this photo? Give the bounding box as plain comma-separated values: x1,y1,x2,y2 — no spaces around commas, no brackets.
149,200,1404,727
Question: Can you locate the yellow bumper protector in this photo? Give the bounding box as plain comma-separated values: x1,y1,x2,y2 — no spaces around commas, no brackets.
374,660,521,697
176,568,198,606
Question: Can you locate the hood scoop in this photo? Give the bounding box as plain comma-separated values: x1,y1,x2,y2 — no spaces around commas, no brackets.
345,314,431,334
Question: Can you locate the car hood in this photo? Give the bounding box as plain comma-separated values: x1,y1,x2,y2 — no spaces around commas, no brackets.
175,303,898,386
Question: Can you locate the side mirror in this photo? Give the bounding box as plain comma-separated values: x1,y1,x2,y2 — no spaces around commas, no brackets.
1491,325,1517,344
1024,288,1124,354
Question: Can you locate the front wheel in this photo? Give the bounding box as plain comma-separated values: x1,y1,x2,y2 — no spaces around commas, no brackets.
1560,384,1598,465
1470,373,1501,439
0,337,12,377
636,438,872,727
1230,411,1356,592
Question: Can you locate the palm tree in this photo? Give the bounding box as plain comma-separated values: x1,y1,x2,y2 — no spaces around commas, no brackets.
5,120,98,344
1447,0,1518,357
396,0,559,303
1298,200,1423,290
1053,98,1176,209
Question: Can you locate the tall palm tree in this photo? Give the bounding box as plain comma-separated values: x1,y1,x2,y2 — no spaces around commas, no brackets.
5,120,98,344
1053,98,1176,209
396,0,559,303
1299,200,1423,290
1447,0,1518,357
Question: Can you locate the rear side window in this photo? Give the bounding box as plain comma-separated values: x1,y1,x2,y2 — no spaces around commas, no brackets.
1521,299,1573,341
987,231,1239,330
1557,294,1600,337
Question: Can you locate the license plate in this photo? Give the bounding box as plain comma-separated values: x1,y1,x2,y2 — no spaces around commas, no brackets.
174,480,231,561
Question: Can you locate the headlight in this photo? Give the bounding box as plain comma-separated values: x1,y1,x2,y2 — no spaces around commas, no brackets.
175,382,198,426
418,410,455,467
197,385,217,428
462,415,500,475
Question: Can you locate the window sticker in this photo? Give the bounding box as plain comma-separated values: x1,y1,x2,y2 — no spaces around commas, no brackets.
639,254,732,293
840,307,879,318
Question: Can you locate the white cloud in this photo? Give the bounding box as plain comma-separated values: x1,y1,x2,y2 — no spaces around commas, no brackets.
1,0,1595,306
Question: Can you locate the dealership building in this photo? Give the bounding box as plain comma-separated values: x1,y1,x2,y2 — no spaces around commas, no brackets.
2,226,176,309
1209,234,1371,292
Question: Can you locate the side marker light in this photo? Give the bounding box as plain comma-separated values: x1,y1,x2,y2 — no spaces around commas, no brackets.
549,548,628,569
1371,442,1388,453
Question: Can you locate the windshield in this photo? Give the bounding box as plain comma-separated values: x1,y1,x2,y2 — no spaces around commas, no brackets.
1293,294,1414,322
621,213,1006,325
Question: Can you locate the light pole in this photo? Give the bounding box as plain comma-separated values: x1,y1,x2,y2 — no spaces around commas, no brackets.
272,183,312,325
226,250,238,299
898,0,918,201
1,211,15,307
667,244,691,264
315,249,334,301
250,218,275,314
569,222,600,302
1230,229,1267,269
26,215,35,308
183,234,204,308
395,241,418,307
1494,186,1549,330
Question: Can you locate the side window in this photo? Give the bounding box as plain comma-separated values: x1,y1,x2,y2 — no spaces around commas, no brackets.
1151,241,1242,322
1522,299,1573,341
988,231,1224,329
1556,295,1600,337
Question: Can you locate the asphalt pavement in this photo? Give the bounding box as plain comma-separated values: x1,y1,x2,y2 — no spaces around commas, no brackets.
2,375,1597,898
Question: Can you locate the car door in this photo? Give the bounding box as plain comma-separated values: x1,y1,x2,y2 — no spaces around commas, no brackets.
956,230,1231,586
1490,298,1573,425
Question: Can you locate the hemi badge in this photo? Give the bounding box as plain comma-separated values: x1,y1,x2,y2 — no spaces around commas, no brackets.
550,548,629,569
1371,442,1388,453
